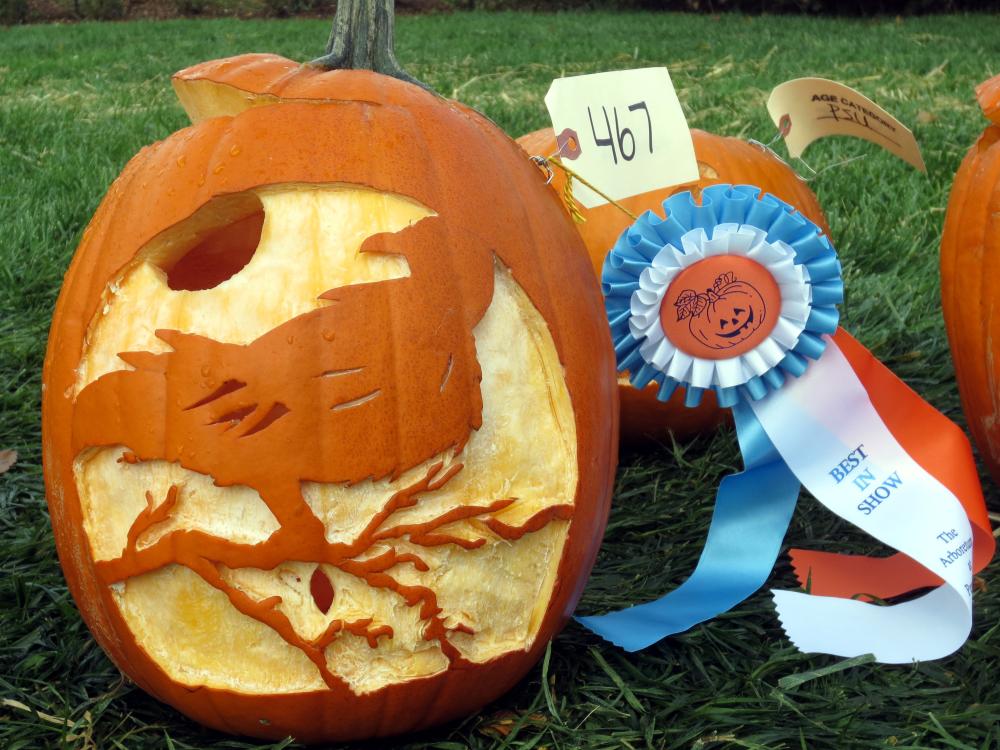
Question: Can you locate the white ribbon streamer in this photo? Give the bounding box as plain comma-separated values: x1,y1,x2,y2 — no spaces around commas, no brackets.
751,338,974,663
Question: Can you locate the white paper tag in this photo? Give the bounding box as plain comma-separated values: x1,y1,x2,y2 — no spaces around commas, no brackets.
767,77,926,173
544,68,699,208
750,339,973,662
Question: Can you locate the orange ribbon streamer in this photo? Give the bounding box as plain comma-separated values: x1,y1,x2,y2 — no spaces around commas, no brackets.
788,328,995,600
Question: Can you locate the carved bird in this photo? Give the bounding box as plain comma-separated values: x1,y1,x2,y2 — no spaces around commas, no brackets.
72,215,495,536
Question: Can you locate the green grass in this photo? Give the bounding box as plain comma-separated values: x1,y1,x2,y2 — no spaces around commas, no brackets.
2,11,1000,750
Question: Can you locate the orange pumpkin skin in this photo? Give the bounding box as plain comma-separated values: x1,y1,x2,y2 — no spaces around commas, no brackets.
516,127,832,444
941,74,1000,483
42,69,617,743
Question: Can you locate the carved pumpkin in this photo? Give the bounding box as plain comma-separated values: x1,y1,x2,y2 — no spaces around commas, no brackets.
516,126,831,443
42,5,616,742
941,73,1000,483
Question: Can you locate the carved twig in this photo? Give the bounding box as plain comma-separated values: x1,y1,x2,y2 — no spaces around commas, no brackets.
123,484,180,559
351,460,464,545
311,618,394,650
187,556,355,691
343,564,475,666
376,497,515,549
485,503,575,541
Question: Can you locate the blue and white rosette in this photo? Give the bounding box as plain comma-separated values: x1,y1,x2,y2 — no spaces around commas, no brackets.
604,183,842,408
578,183,844,652
579,183,988,664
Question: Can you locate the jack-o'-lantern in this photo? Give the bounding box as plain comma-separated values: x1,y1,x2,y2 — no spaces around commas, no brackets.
694,281,763,348
941,73,1000,483
673,270,775,353
42,2,617,742
516,126,831,444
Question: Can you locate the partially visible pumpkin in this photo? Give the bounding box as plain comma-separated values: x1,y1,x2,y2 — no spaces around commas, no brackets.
43,3,617,743
516,127,832,444
941,74,1000,483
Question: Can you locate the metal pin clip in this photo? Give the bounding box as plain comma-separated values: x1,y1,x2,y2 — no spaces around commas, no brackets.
529,155,555,185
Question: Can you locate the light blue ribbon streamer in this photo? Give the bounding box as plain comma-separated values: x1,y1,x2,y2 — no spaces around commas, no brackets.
576,401,801,651
602,184,842,408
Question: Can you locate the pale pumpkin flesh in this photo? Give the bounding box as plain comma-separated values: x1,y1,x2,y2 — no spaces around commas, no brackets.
173,78,282,124
72,186,577,696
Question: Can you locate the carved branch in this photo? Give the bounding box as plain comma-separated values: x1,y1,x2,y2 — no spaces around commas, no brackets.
95,454,574,689
187,556,354,691
96,461,459,583
124,484,180,558
375,497,515,549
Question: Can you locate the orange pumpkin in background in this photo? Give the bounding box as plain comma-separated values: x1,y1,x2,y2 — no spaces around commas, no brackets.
516,127,832,444
42,2,617,742
941,73,1000,483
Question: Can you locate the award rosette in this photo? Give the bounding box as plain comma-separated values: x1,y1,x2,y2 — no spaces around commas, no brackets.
579,184,995,662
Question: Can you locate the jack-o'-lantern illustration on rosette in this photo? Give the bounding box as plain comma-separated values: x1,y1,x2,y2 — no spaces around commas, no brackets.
670,266,776,354
41,2,616,743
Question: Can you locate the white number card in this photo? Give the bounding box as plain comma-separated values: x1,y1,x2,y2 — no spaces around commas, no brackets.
544,67,699,208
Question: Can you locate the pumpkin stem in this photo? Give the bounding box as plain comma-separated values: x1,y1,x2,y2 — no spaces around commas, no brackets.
311,0,427,90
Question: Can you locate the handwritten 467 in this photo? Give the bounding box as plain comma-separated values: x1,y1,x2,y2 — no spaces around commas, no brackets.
587,101,653,164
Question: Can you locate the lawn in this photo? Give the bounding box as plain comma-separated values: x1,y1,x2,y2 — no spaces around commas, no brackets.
2,10,1000,750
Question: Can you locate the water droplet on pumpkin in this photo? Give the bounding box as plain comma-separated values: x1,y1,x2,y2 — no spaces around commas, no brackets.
176,155,186,167
212,164,224,175
286,335,294,345
197,174,205,187
200,365,211,377
322,329,335,342
229,145,241,157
